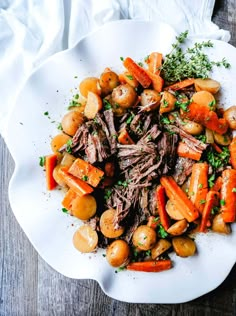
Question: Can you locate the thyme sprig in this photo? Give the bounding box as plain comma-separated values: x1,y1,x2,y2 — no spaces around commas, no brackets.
160,31,230,83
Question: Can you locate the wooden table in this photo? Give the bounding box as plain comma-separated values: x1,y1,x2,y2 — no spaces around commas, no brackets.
1,1,236,315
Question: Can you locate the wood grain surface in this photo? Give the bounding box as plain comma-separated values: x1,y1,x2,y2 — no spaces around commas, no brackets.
1,1,236,315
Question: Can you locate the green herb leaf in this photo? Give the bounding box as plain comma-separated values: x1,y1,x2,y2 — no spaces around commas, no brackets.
206,147,230,169
126,113,135,124
57,123,63,130
82,175,89,181
126,74,133,80
66,139,73,154
103,98,112,110
62,208,68,213
232,188,236,193
208,174,215,188
220,199,226,206
39,156,46,167
158,224,168,238
120,56,124,61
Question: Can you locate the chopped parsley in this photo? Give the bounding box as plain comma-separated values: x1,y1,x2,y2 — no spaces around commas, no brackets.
206,147,230,169
162,99,169,108
68,99,81,110
126,74,133,80
66,139,73,153
199,199,206,204
211,206,219,215
208,174,215,188
232,188,236,193
82,175,89,181
62,208,68,213
175,99,190,112
126,113,135,124
57,123,63,130
104,189,112,201
220,199,226,206
160,116,171,124
39,156,46,167
44,111,49,116
196,134,207,143
120,56,124,61
208,100,216,110
157,224,168,238
103,98,112,110
198,183,203,189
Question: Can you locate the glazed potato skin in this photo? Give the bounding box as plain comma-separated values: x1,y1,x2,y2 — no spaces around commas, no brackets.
79,77,101,98
100,70,120,96
71,194,97,220
224,106,236,130
140,89,161,111
194,78,221,94
61,111,84,136
106,240,130,267
100,209,124,238
51,133,71,153
182,120,203,135
212,213,231,234
73,225,98,253
132,225,157,251
112,84,138,108
172,236,196,257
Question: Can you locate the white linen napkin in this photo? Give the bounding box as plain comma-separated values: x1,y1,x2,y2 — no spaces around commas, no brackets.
0,0,230,138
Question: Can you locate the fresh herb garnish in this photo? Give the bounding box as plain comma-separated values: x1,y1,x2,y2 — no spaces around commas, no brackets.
104,189,112,201
157,224,168,238
199,199,206,204
126,74,133,80
66,139,73,153
232,188,236,193
39,156,46,167
120,56,124,61
196,134,207,143
44,111,49,116
198,183,203,189
57,123,63,130
160,30,230,83
68,99,81,110
82,175,89,181
220,199,226,206
62,208,68,213
211,206,219,215
208,100,216,110
206,147,230,169
175,99,190,112
103,98,112,110
160,116,171,124
126,113,135,124
208,174,215,188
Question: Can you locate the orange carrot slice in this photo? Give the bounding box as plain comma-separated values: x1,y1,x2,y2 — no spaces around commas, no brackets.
156,185,170,231
177,141,201,161
127,260,172,272
220,169,236,222
123,57,152,88
45,154,58,190
229,137,236,169
118,129,135,145
164,78,195,91
199,191,219,232
147,52,163,75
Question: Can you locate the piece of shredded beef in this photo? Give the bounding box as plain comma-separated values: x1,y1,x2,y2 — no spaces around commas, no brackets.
172,157,195,185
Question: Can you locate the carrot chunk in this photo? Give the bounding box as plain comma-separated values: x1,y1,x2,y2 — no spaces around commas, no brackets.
45,154,58,190
59,167,93,196
123,57,152,88
199,191,219,232
127,260,172,272
118,129,135,145
177,141,201,161
220,169,236,222
160,176,199,222
68,158,104,187
155,185,170,231
147,52,163,75
229,137,236,169
164,78,195,91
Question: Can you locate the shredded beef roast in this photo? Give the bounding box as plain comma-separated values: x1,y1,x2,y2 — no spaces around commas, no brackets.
172,157,195,185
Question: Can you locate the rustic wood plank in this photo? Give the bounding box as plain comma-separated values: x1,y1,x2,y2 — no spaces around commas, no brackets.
0,136,38,316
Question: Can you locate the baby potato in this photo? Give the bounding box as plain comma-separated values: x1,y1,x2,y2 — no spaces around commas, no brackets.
159,91,176,114
60,152,76,167
106,240,130,267
182,120,203,135
132,225,157,251
51,133,71,153
100,209,124,238
100,70,120,96
120,71,139,88
212,213,231,234
151,239,172,260
140,89,161,111
53,165,66,187
166,200,184,220
223,106,236,130
71,195,97,221
73,225,98,253
172,236,196,257
84,91,103,119
213,132,231,146
61,111,84,136
112,84,138,108
191,91,216,110
79,77,101,98
167,219,188,236
194,78,221,94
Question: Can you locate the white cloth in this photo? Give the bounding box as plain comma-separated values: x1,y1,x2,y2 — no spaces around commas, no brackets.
0,0,230,138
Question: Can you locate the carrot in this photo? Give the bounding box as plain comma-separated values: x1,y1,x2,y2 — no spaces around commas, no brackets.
147,216,160,229
211,142,222,154
164,78,195,91
189,163,209,214
160,176,199,222
155,185,170,230
210,176,223,192
68,158,104,187
199,191,220,232
118,129,135,145
45,154,58,190
147,52,163,75
126,260,172,272
177,141,202,161
182,101,228,135
145,70,164,92
220,169,236,222
59,167,93,196
229,137,236,169
62,188,77,211
123,57,152,88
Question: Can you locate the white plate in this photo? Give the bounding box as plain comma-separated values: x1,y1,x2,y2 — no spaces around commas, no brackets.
6,20,236,303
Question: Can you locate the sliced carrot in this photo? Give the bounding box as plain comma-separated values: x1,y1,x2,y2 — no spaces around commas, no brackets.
229,137,236,169
210,176,223,192
45,154,58,190
164,78,195,91
126,260,172,272
189,163,209,214
160,176,199,222
182,101,228,135
145,70,164,93
211,142,222,153
147,216,160,229
177,141,201,161
68,158,104,187
59,167,93,196
118,129,135,145
155,185,170,231
220,169,236,222
123,57,152,88
62,188,77,211
199,191,220,232
147,52,163,75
